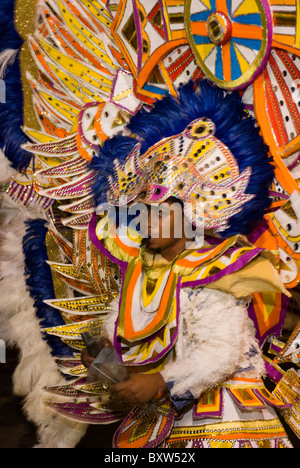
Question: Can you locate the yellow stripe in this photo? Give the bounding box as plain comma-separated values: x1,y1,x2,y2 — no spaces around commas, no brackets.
57,0,116,70
79,0,113,27
38,90,79,123
296,0,300,48
168,418,286,440
39,39,113,93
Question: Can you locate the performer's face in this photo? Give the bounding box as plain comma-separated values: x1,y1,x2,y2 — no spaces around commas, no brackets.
143,198,188,254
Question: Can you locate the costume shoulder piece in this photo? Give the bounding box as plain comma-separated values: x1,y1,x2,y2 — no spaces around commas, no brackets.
0,0,300,447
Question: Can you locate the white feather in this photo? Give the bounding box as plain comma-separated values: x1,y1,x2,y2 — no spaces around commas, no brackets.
0,193,88,447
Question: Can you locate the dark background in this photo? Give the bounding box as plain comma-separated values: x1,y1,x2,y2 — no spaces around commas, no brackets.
0,347,119,448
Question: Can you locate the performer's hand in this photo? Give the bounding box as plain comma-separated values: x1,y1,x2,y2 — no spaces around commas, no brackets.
113,373,167,405
80,337,112,368
81,348,96,368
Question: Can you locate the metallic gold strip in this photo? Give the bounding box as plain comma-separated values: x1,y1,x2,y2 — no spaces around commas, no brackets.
273,12,296,27
168,418,286,439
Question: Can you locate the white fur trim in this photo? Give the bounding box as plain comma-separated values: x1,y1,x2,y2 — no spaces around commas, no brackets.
0,49,18,79
160,288,266,399
0,150,16,184
0,193,87,447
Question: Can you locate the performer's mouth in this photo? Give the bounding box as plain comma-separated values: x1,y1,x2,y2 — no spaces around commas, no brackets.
141,238,149,246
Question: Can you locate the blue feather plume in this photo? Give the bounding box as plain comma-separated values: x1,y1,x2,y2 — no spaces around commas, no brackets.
0,0,33,171
23,219,73,357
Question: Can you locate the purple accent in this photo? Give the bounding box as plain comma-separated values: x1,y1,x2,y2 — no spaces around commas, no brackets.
47,401,127,424
9,181,18,197
113,402,175,448
158,0,169,39
27,139,78,155
247,218,269,244
132,0,144,74
89,214,129,363
88,213,128,271
288,154,300,171
244,103,254,111
41,157,87,177
24,185,34,206
193,387,223,420
149,185,169,201
269,342,284,354
204,235,224,245
248,294,289,347
269,190,289,200
182,249,263,289
264,360,283,384
105,0,114,20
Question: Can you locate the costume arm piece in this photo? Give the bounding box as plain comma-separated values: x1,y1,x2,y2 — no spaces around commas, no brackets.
160,288,265,404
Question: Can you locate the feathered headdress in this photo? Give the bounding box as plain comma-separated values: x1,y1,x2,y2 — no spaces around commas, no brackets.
91,79,274,237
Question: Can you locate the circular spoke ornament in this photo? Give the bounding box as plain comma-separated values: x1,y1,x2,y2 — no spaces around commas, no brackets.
185,0,273,90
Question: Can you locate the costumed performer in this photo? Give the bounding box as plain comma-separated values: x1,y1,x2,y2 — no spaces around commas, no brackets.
84,80,293,449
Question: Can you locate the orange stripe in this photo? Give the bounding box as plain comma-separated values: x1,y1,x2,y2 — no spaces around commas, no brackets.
273,35,295,47
253,74,299,195
222,42,231,81
232,23,263,40
123,265,175,340
137,39,188,88
191,21,209,37
168,430,287,442
230,377,263,384
123,262,142,338
159,62,178,98
216,0,229,15
177,239,231,268
269,0,297,5
164,0,185,5
114,234,140,258
252,292,283,338
272,40,300,56
251,227,279,251
94,103,109,142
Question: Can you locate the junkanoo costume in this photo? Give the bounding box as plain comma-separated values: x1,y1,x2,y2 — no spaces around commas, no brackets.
0,0,300,449
86,112,293,448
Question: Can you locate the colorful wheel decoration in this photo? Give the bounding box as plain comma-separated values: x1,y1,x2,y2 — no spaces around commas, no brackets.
185,0,273,90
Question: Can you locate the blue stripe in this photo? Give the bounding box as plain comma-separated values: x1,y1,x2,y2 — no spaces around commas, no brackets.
233,37,262,51
215,46,223,80
233,13,262,26
230,42,242,80
194,35,212,45
227,0,233,19
190,0,215,22
190,10,212,22
143,84,169,96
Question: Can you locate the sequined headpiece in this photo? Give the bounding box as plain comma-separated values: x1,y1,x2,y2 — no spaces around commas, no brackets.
106,118,254,233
